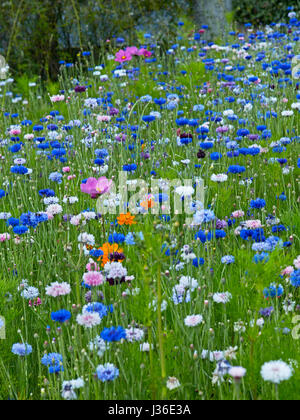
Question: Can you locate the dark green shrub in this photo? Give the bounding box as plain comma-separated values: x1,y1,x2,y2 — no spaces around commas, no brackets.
233,0,300,26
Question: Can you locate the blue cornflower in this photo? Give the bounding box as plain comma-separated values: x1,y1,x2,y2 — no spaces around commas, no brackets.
263,283,284,298
13,226,28,235
272,225,286,233
278,192,287,201
123,164,137,172
89,249,104,258
192,258,205,268
210,152,222,160
253,252,269,264
11,166,28,175
108,233,125,244
7,217,19,227
125,232,135,245
49,172,63,183
41,353,64,373
228,165,246,174
100,326,126,342
291,270,300,287
221,255,235,264
96,363,119,382
51,310,71,323
0,189,6,198
9,143,22,153
95,148,109,158
84,302,113,318
12,343,32,356
195,230,207,243
20,212,39,228
250,198,266,209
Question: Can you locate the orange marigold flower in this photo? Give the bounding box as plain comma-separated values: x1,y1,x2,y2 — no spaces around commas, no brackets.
98,243,123,266
117,212,137,226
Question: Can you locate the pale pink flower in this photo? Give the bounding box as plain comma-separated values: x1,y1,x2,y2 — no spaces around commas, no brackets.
83,271,104,287
229,366,247,381
232,210,244,218
86,261,101,272
50,94,65,103
245,220,262,229
281,266,294,276
10,129,21,136
0,233,10,242
76,312,101,328
62,167,70,173
97,115,111,122
184,314,203,327
294,256,300,269
45,282,71,297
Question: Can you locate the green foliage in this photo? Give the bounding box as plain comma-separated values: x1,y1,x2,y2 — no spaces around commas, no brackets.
0,0,192,80
233,0,300,26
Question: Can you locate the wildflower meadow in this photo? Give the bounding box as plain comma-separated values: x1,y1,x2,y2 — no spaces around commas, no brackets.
0,3,300,403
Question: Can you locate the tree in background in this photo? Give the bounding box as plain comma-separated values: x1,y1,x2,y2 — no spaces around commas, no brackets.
193,0,232,39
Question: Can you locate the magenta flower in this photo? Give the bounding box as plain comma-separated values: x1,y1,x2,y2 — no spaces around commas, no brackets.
115,49,132,63
81,177,112,199
96,177,113,195
125,46,139,56
138,49,152,58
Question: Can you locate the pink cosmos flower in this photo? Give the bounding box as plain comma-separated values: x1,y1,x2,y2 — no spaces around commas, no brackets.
115,49,132,63
81,177,112,199
138,48,152,58
83,271,104,287
62,167,70,173
126,46,139,56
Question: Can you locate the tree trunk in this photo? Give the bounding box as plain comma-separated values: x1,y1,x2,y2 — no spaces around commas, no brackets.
193,0,231,40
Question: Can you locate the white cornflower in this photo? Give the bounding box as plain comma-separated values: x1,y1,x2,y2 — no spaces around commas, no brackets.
46,204,63,216
89,336,109,357
179,276,198,291
166,377,180,390
184,314,203,327
261,360,293,384
213,292,232,304
211,173,228,183
125,327,145,342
